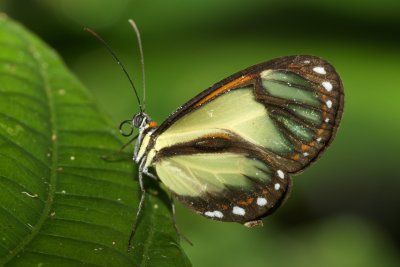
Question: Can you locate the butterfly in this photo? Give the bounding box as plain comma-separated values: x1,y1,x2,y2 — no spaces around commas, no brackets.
133,55,344,225
85,22,344,248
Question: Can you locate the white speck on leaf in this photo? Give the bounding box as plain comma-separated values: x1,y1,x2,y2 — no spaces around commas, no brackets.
21,191,38,198
58,88,66,95
6,125,23,137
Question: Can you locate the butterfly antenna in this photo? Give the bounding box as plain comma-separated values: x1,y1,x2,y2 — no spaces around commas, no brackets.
128,19,146,112
84,27,143,113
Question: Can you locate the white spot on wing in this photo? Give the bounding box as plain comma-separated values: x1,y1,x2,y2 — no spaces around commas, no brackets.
204,211,214,217
277,170,285,179
325,118,330,123
313,66,326,75
303,152,309,156
274,183,281,190
326,100,333,108
214,211,223,218
204,211,212,217
232,206,246,216
316,137,322,142
322,81,333,91
304,60,310,64
256,197,268,206
204,210,224,218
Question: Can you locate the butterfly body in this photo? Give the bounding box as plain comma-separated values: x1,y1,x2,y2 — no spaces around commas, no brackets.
133,55,344,224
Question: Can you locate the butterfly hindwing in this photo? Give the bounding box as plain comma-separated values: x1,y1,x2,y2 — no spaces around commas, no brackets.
145,55,344,223
153,130,292,222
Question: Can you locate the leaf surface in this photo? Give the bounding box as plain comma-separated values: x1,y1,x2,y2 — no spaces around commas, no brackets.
0,14,191,267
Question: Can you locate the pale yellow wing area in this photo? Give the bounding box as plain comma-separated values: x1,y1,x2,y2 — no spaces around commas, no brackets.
154,88,292,154
155,153,271,197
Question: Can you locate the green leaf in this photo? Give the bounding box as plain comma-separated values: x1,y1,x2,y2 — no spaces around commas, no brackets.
0,14,191,267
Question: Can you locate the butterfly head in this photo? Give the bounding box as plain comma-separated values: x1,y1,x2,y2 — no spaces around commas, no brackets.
119,112,157,137
133,112,150,128
133,112,158,128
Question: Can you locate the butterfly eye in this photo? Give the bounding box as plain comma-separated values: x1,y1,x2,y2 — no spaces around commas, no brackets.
133,113,146,128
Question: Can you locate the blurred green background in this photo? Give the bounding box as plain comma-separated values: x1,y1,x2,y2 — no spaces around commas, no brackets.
1,0,399,266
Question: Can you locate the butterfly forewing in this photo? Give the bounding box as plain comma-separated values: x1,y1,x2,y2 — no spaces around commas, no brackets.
144,55,344,223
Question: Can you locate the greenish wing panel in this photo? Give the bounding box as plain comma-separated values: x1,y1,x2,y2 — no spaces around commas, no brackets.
155,88,293,155
261,70,322,144
262,70,321,107
156,153,271,197
155,153,291,223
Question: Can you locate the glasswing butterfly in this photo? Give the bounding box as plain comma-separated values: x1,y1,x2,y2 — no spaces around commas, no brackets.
86,20,344,249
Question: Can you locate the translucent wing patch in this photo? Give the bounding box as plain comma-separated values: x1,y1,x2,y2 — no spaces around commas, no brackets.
156,153,271,197
155,88,293,155
261,70,321,107
155,152,291,223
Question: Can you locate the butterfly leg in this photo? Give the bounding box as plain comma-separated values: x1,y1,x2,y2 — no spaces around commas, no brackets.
170,196,193,246
127,164,146,251
143,168,159,181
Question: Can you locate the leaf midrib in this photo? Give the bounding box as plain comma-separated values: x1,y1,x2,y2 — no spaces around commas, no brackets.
1,26,58,265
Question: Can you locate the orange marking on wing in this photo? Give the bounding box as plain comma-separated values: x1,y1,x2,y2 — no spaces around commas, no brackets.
301,141,317,156
195,75,253,107
222,205,229,210
292,153,300,161
148,121,158,128
317,128,324,135
301,144,309,151
238,197,254,206
288,63,300,69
